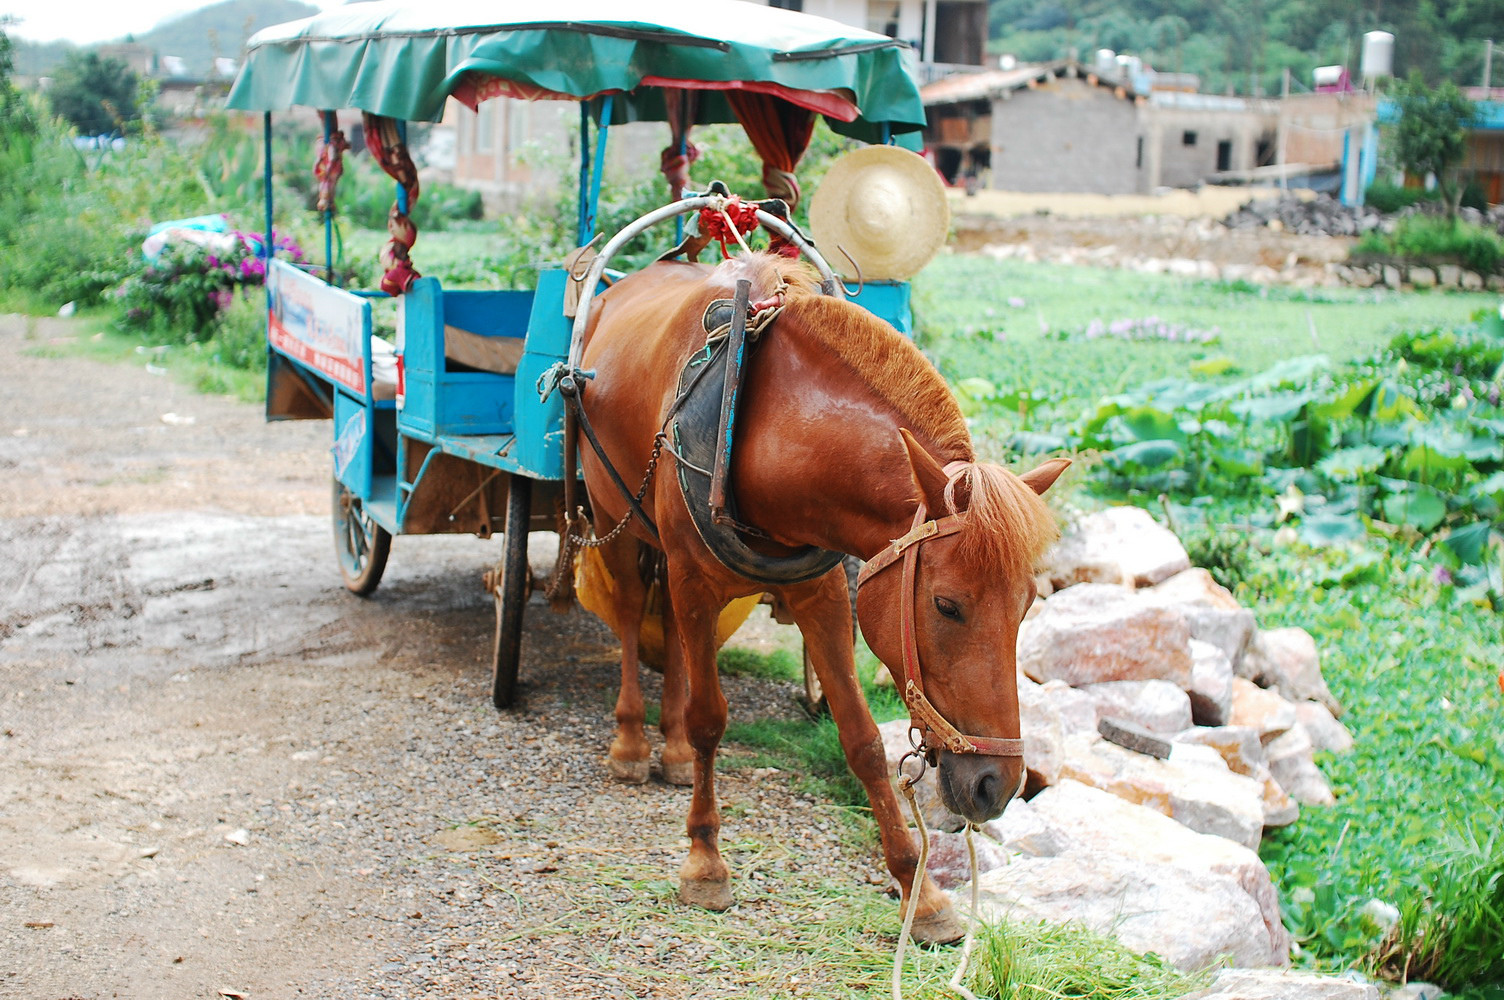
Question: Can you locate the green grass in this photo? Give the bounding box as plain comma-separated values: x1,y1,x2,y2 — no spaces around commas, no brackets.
913,255,1497,436
20,309,266,403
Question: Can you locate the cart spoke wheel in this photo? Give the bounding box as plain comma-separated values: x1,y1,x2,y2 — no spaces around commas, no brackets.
332,478,391,596
491,474,532,710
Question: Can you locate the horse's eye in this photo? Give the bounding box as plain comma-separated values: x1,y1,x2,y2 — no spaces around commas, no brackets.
934,597,962,621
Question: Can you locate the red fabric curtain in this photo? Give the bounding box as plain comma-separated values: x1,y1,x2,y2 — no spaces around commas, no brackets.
361,113,422,296
659,89,700,202
726,92,817,211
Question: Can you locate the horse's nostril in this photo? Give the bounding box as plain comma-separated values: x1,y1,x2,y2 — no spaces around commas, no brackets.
975,772,999,810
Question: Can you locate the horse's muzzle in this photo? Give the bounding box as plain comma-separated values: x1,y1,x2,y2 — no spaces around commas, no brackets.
936,751,1026,824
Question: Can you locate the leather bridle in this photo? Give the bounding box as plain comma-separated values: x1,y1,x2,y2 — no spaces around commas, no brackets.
855,499,1025,763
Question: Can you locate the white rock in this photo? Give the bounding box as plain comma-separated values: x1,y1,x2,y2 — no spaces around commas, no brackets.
1079,679,1193,733
1017,584,1192,688
969,851,1274,970
1172,727,1299,827
1181,968,1380,999
1228,678,1298,742
1043,506,1191,589
918,828,1014,890
1265,726,1337,806
1188,639,1235,726
1058,731,1266,848
979,797,1072,857
1244,627,1340,715
1027,780,1290,964
1143,570,1256,670
1388,982,1446,1000
1295,700,1354,753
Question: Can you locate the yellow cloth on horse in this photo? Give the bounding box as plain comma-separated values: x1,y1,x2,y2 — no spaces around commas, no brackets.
575,548,759,669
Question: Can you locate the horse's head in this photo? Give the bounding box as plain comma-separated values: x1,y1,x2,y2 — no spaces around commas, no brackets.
857,430,1068,824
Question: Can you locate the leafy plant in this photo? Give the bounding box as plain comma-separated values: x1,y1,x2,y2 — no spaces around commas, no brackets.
1372,828,1504,991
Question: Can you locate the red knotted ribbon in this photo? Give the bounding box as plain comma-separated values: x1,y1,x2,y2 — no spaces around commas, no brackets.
697,196,761,257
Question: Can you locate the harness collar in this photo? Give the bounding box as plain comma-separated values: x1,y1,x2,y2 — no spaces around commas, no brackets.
856,498,1025,760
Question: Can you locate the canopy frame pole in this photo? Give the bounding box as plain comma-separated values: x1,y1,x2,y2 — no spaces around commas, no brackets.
395,120,410,215
576,96,615,246
577,103,591,246
262,111,275,281
321,110,335,283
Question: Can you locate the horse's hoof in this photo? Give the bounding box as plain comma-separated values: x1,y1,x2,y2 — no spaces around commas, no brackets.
660,758,694,787
679,876,733,912
606,756,650,784
909,905,965,946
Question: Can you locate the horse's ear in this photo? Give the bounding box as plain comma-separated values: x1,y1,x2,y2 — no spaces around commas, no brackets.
900,428,951,512
1019,457,1071,496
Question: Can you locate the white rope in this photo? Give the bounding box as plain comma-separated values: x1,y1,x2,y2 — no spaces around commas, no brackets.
892,778,983,1000
719,209,754,256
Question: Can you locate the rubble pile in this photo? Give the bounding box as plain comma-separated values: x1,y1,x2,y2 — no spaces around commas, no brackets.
1222,194,1384,238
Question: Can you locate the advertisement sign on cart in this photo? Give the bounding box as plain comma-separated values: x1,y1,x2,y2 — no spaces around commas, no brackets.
267,260,370,395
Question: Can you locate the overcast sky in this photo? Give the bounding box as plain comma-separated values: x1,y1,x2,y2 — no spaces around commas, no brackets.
2,0,342,46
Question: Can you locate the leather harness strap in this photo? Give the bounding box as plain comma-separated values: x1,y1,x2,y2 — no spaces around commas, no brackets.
856,504,1025,760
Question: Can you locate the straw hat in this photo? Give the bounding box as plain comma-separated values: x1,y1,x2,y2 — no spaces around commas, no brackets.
808,145,950,281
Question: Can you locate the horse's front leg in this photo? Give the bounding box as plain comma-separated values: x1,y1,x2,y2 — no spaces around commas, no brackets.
599,534,651,783
665,568,733,911
782,569,964,945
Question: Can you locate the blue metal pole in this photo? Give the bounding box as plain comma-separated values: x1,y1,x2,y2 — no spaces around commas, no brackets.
321,110,335,283
675,131,687,243
577,102,591,246
395,119,410,215
262,111,275,281
585,95,613,244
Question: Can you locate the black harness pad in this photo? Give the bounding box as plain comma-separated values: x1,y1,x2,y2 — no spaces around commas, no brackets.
671,340,844,586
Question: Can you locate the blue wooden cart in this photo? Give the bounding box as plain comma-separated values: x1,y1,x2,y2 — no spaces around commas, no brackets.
228,0,936,708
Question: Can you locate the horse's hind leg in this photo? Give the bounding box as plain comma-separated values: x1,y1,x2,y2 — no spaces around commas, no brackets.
665,568,733,911
656,577,693,786
600,534,651,783
782,570,963,945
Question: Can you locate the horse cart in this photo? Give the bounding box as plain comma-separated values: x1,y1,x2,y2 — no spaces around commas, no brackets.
228,0,943,709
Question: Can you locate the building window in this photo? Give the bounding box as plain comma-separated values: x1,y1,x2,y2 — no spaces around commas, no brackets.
768,0,802,9
1136,136,1144,169
1216,139,1232,172
1182,130,1197,147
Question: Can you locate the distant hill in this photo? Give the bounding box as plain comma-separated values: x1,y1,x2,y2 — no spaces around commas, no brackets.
12,0,317,78
134,0,318,77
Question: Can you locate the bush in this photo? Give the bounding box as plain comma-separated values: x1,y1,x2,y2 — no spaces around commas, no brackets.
1352,215,1504,275
116,228,304,346
1371,828,1504,992
1365,180,1434,214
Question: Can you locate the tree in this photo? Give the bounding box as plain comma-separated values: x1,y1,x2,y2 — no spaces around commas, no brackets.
1390,72,1477,220
46,51,139,137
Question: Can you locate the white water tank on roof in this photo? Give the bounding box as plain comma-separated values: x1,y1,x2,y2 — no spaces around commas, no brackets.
1362,31,1395,82
1096,49,1116,74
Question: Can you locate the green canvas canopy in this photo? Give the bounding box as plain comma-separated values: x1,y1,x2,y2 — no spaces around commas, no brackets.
226,0,926,142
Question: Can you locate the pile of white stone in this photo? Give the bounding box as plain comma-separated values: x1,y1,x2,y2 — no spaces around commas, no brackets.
879,505,1380,996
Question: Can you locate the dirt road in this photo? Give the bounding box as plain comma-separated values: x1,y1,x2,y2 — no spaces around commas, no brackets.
0,315,857,999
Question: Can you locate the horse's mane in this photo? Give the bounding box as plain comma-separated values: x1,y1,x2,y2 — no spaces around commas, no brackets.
726,253,1059,580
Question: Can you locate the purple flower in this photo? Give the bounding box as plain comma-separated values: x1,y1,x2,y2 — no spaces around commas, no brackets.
1434,566,1453,585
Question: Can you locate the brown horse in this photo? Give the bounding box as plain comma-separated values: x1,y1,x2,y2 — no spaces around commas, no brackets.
575,252,1067,942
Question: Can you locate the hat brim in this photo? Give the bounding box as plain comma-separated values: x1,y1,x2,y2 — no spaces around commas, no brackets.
809,146,951,281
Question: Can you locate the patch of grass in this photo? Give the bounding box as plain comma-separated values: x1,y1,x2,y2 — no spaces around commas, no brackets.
22,316,265,404
970,919,1209,1000
1372,827,1504,992
913,255,1495,443
718,647,802,684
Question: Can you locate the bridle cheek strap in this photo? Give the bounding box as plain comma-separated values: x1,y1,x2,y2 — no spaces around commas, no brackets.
857,506,1025,760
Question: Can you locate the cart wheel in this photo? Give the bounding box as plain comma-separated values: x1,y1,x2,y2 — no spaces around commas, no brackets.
801,555,862,716
333,478,391,596
490,474,532,710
